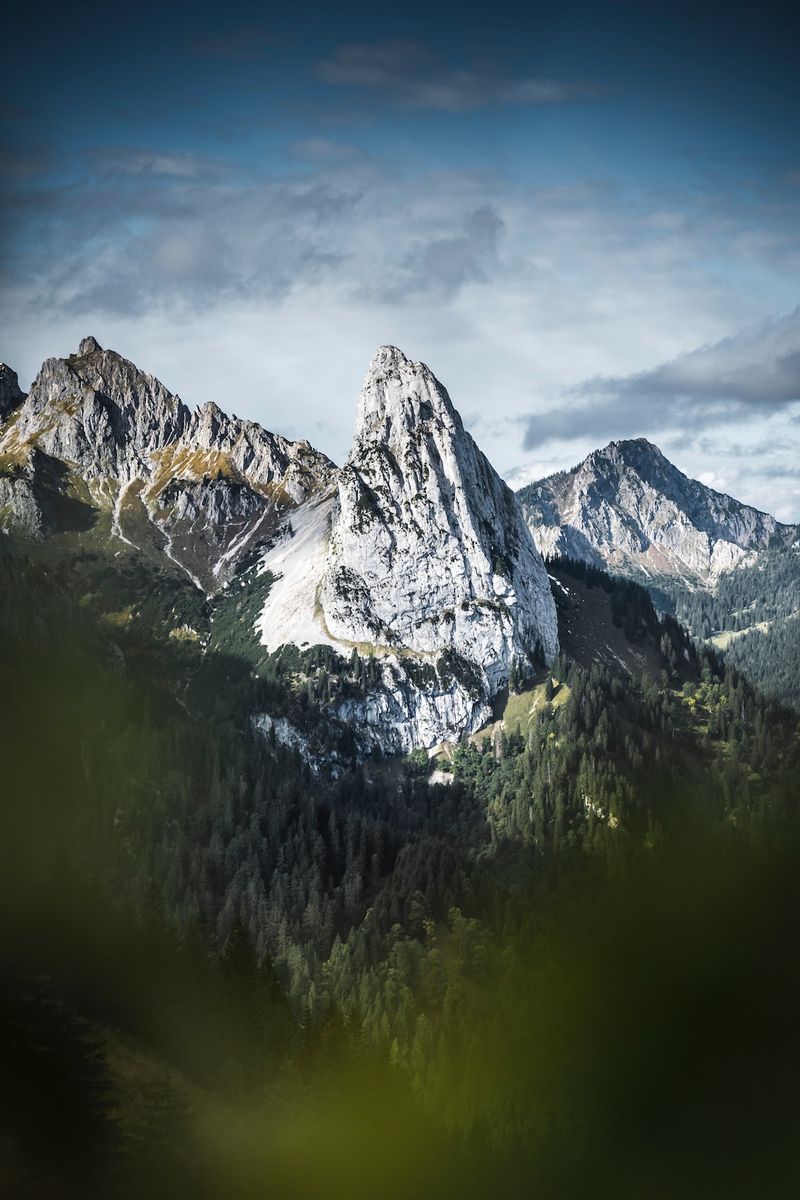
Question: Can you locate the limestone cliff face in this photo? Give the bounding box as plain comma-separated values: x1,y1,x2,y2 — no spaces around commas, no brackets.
258,346,558,753
1,336,558,753
519,438,795,586
321,345,557,683
10,337,190,481
0,337,334,590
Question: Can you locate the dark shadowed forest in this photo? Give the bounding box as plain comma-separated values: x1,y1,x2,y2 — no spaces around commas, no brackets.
2,541,799,1197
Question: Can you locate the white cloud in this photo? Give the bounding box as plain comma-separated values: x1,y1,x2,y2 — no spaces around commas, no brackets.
524,307,800,449
2,153,799,518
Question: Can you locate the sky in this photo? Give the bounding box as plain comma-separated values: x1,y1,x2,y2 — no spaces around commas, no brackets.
2,0,799,520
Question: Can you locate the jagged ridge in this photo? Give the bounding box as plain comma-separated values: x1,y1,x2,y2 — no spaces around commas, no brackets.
1,337,557,753
0,337,335,590
519,437,796,585
258,346,558,752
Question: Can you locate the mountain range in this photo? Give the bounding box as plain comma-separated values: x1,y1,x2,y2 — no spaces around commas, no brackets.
0,337,334,592
3,336,799,1196
0,338,557,751
1,337,797,728
518,439,799,708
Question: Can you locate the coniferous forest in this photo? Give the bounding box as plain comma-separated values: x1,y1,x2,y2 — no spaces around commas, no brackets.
2,537,800,1197
658,546,800,713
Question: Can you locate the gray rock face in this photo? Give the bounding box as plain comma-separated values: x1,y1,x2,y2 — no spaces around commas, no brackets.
258,346,558,752
322,345,557,680
0,364,25,424
0,473,44,537
519,438,796,585
0,365,34,531
0,338,335,587
11,341,190,482
188,401,327,505
2,336,557,753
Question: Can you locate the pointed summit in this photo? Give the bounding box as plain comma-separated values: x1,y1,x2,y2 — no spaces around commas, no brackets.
597,436,662,459
0,340,334,586
368,344,407,372
519,439,794,583
9,341,190,482
309,347,558,749
589,437,672,474
354,344,460,445
257,345,558,751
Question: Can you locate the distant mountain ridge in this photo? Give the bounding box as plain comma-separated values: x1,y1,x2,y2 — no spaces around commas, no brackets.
518,437,797,587
2,337,796,726
518,437,800,711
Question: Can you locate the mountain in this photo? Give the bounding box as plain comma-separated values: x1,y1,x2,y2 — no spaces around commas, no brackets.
0,339,557,752
257,345,558,752
0,336,335,590
2,344,800,1199
519,437,800,710
518,437,796,587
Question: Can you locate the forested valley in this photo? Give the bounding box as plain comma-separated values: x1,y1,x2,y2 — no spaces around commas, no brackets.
657,545,800,712
2,540,799,1198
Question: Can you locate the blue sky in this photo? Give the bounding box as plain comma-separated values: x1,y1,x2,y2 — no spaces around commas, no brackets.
2,0,799,517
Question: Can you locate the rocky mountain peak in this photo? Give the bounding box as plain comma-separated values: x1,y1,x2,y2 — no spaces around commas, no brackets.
520,438,795,584
193,400,227,434
354,345,460,447
585,438,678,483
8,341,190,482
0,339,335,590
608,436,660,455
256,345,560,751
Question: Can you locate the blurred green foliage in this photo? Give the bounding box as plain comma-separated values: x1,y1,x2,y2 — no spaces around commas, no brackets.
1,540,799,1197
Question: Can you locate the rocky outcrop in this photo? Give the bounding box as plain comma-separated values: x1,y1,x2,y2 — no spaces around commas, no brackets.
188,402,326,505
2,336,558,752
0,338,335,588
322,346,557,676
257,346,558,753
0,364,25,424
10,337,190,481
0,365,36,533
519,438,796,586
0,472,44,538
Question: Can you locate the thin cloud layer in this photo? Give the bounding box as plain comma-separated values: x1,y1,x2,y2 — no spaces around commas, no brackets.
2,4,798,519
376,206,505,301
10,154,795,332
316,40,604,111
86,148,227,180
524,309,800,449
2,148,799,519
